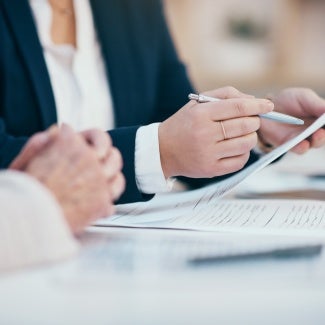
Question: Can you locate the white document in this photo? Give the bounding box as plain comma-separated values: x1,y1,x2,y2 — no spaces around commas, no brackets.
98,199,325,236
96,114,325,235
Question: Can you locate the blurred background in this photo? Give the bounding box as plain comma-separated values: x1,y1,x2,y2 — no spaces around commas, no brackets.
164,0,325,97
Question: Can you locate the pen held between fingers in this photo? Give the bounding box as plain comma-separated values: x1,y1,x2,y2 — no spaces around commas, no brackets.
189,93,304,125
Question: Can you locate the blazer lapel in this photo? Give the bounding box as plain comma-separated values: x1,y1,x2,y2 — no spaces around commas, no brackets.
90,0,137,127
2,0,57,128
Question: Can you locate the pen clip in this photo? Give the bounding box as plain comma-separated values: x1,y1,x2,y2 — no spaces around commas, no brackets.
188,93,220,103
188,93,200,102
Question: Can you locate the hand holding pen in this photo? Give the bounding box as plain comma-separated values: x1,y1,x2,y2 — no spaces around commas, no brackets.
188,93,304,125
159,86,324,180
159,86,279,179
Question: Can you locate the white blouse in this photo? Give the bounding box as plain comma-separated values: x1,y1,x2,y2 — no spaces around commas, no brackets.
29,0,114,131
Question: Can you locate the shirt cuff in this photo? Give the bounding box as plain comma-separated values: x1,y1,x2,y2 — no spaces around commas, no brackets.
135,123,174,194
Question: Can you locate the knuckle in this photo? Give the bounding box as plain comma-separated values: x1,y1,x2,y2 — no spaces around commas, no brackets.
112,147,122,163
117,173,126,192
111,173,125,200
106,132,113,147
259,99,273,112
231,154,250,172
234,101,248,116
242,132,258,151
239,153,250,167
29,134,39,144
94,129,112,148
241,117,260,134
241,138,253,152
224,86,238,98
254,117,261,130
250,132,258,147
240,118,251,134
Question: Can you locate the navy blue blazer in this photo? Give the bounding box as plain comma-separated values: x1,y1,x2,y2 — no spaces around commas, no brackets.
0,0,259,203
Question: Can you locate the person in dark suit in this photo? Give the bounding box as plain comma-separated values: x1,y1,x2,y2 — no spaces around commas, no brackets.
1,0,324,204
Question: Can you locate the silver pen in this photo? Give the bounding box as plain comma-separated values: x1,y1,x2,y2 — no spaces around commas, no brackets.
188,93,304,125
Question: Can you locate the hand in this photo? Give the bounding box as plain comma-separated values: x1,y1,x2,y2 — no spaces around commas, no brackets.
159,87,274,178
80,129,125,203
10,125,125,234
11,125,125,206
258,88,325,154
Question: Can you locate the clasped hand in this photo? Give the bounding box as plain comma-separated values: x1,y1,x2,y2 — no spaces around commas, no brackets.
9,124,125,234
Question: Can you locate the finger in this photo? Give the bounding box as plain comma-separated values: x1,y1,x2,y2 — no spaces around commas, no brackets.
296,88,325,117
9,131,52,170
58,124,86,152
81,129,112,160
51,126,95,168
215,152,251,175
200,98,274,122
102,147,123,180
202,86,255,100
110,172,125,201
310,128,325,148
215,117,260,142
60,123,75,134
290,140,310,155
215,132,258,158
59,123,79,143
105,173,125,216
